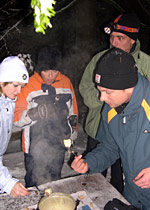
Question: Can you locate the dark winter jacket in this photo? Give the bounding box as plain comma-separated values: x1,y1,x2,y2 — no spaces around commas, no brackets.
84,73,150,209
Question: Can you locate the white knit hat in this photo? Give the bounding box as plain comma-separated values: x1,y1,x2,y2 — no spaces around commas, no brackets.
0,56,29,83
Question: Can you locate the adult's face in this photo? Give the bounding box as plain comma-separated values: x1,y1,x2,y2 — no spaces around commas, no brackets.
97,86,134,108
41,70,59,85
0,82,25,100
110,32,135,53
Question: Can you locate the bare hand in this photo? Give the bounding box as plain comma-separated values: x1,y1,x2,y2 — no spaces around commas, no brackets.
133,167,150,189
71,155,89,173
10,182,30,198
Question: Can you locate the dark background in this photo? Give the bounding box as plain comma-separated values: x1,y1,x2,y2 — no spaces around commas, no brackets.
0,0,150,121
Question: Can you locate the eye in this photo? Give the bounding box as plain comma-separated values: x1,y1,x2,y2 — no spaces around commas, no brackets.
106,91,112,95
118,36,124,41
110,35,114,39
13,84,19,87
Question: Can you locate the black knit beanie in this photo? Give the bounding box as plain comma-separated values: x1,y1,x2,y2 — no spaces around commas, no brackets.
104,13,140,41
35,46,62,74
94,48,138,90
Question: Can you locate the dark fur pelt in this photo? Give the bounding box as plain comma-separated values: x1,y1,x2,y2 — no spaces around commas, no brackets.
25,84,72,187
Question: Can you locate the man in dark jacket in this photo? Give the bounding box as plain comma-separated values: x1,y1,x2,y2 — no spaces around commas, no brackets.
72,48,150,209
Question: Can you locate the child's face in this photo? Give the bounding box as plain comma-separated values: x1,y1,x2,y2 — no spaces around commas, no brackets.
41,70,59,85
0,82,25,100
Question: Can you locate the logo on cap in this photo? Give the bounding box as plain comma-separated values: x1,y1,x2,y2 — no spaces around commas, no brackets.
95,74,101,84
22,74,27,80
104,26,111,34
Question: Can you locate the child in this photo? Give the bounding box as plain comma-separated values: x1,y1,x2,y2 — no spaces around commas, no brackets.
0,56,30,197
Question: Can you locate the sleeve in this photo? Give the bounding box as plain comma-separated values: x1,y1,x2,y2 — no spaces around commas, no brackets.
138,51,150,81
0,156,18,194
68,79,78,141
14,87,33,128
84,109,120,173
79,52,105,109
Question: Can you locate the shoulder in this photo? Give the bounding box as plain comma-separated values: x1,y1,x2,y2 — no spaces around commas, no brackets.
84,49,109,73
91,49,109,63
59,73,72,83
139,51,150,60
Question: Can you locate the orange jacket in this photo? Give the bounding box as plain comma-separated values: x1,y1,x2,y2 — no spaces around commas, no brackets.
14,72,78,153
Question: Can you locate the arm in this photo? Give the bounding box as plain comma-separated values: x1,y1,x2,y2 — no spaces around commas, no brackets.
72,108,120,174
133,44,150,81
79,51,106,109
139,51,150,81
14,87,33,128
68,80,78,140
0,156,29,197
84,109,120,173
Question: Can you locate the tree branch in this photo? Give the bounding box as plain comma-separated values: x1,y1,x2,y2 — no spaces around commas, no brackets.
0,10,32,41
55,0,77,14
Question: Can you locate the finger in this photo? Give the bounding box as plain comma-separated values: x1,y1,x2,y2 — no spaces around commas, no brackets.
18,184,30,196
74,159,86,170
141,185,147,189
80,162,89,173
10,183,30,197
71,155,82,168
133,177,146,188
134,170,145,181
18,183,29,192
74,155,83,162
76,161,88,173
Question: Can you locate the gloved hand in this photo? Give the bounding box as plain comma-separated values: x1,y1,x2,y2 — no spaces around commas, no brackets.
104,198,140,210
28,103,56,121
68,115,77,128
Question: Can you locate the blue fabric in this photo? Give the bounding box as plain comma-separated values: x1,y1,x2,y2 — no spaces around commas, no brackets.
82,205,91,210
85,73,150,208
0,95,18,194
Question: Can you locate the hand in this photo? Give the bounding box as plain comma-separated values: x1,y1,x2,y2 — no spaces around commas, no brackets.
68,115,77,128
133,167,150,189
71,155,89,173
10,182,30,198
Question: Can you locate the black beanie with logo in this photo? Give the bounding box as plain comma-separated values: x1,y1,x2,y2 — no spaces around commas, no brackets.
35,46,62,74
104,13,140,41
94,48,138,90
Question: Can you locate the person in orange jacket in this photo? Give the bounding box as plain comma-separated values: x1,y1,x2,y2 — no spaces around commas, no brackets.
14,46,78,187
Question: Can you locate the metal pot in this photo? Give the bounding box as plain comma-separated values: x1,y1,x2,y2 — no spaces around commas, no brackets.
38,189,76,210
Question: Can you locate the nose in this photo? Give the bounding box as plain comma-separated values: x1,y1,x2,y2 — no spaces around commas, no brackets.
48,71,53,78
16,86,22,94
110,36,118,47
100,92,107,102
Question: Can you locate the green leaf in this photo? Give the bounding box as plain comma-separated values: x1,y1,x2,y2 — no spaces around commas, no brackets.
31,0,56,34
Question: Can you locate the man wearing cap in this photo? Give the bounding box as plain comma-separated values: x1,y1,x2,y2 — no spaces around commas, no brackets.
79,13,150,193
72,48,150,209
14,46,78,187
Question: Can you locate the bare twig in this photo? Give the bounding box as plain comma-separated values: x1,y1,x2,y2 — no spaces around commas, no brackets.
0,10,32,41
55,0,77,14
103,0,125,13
137,0,150,17
0,9,10,15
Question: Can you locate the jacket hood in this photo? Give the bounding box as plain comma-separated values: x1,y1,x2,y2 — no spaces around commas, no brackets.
122,73,148,115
